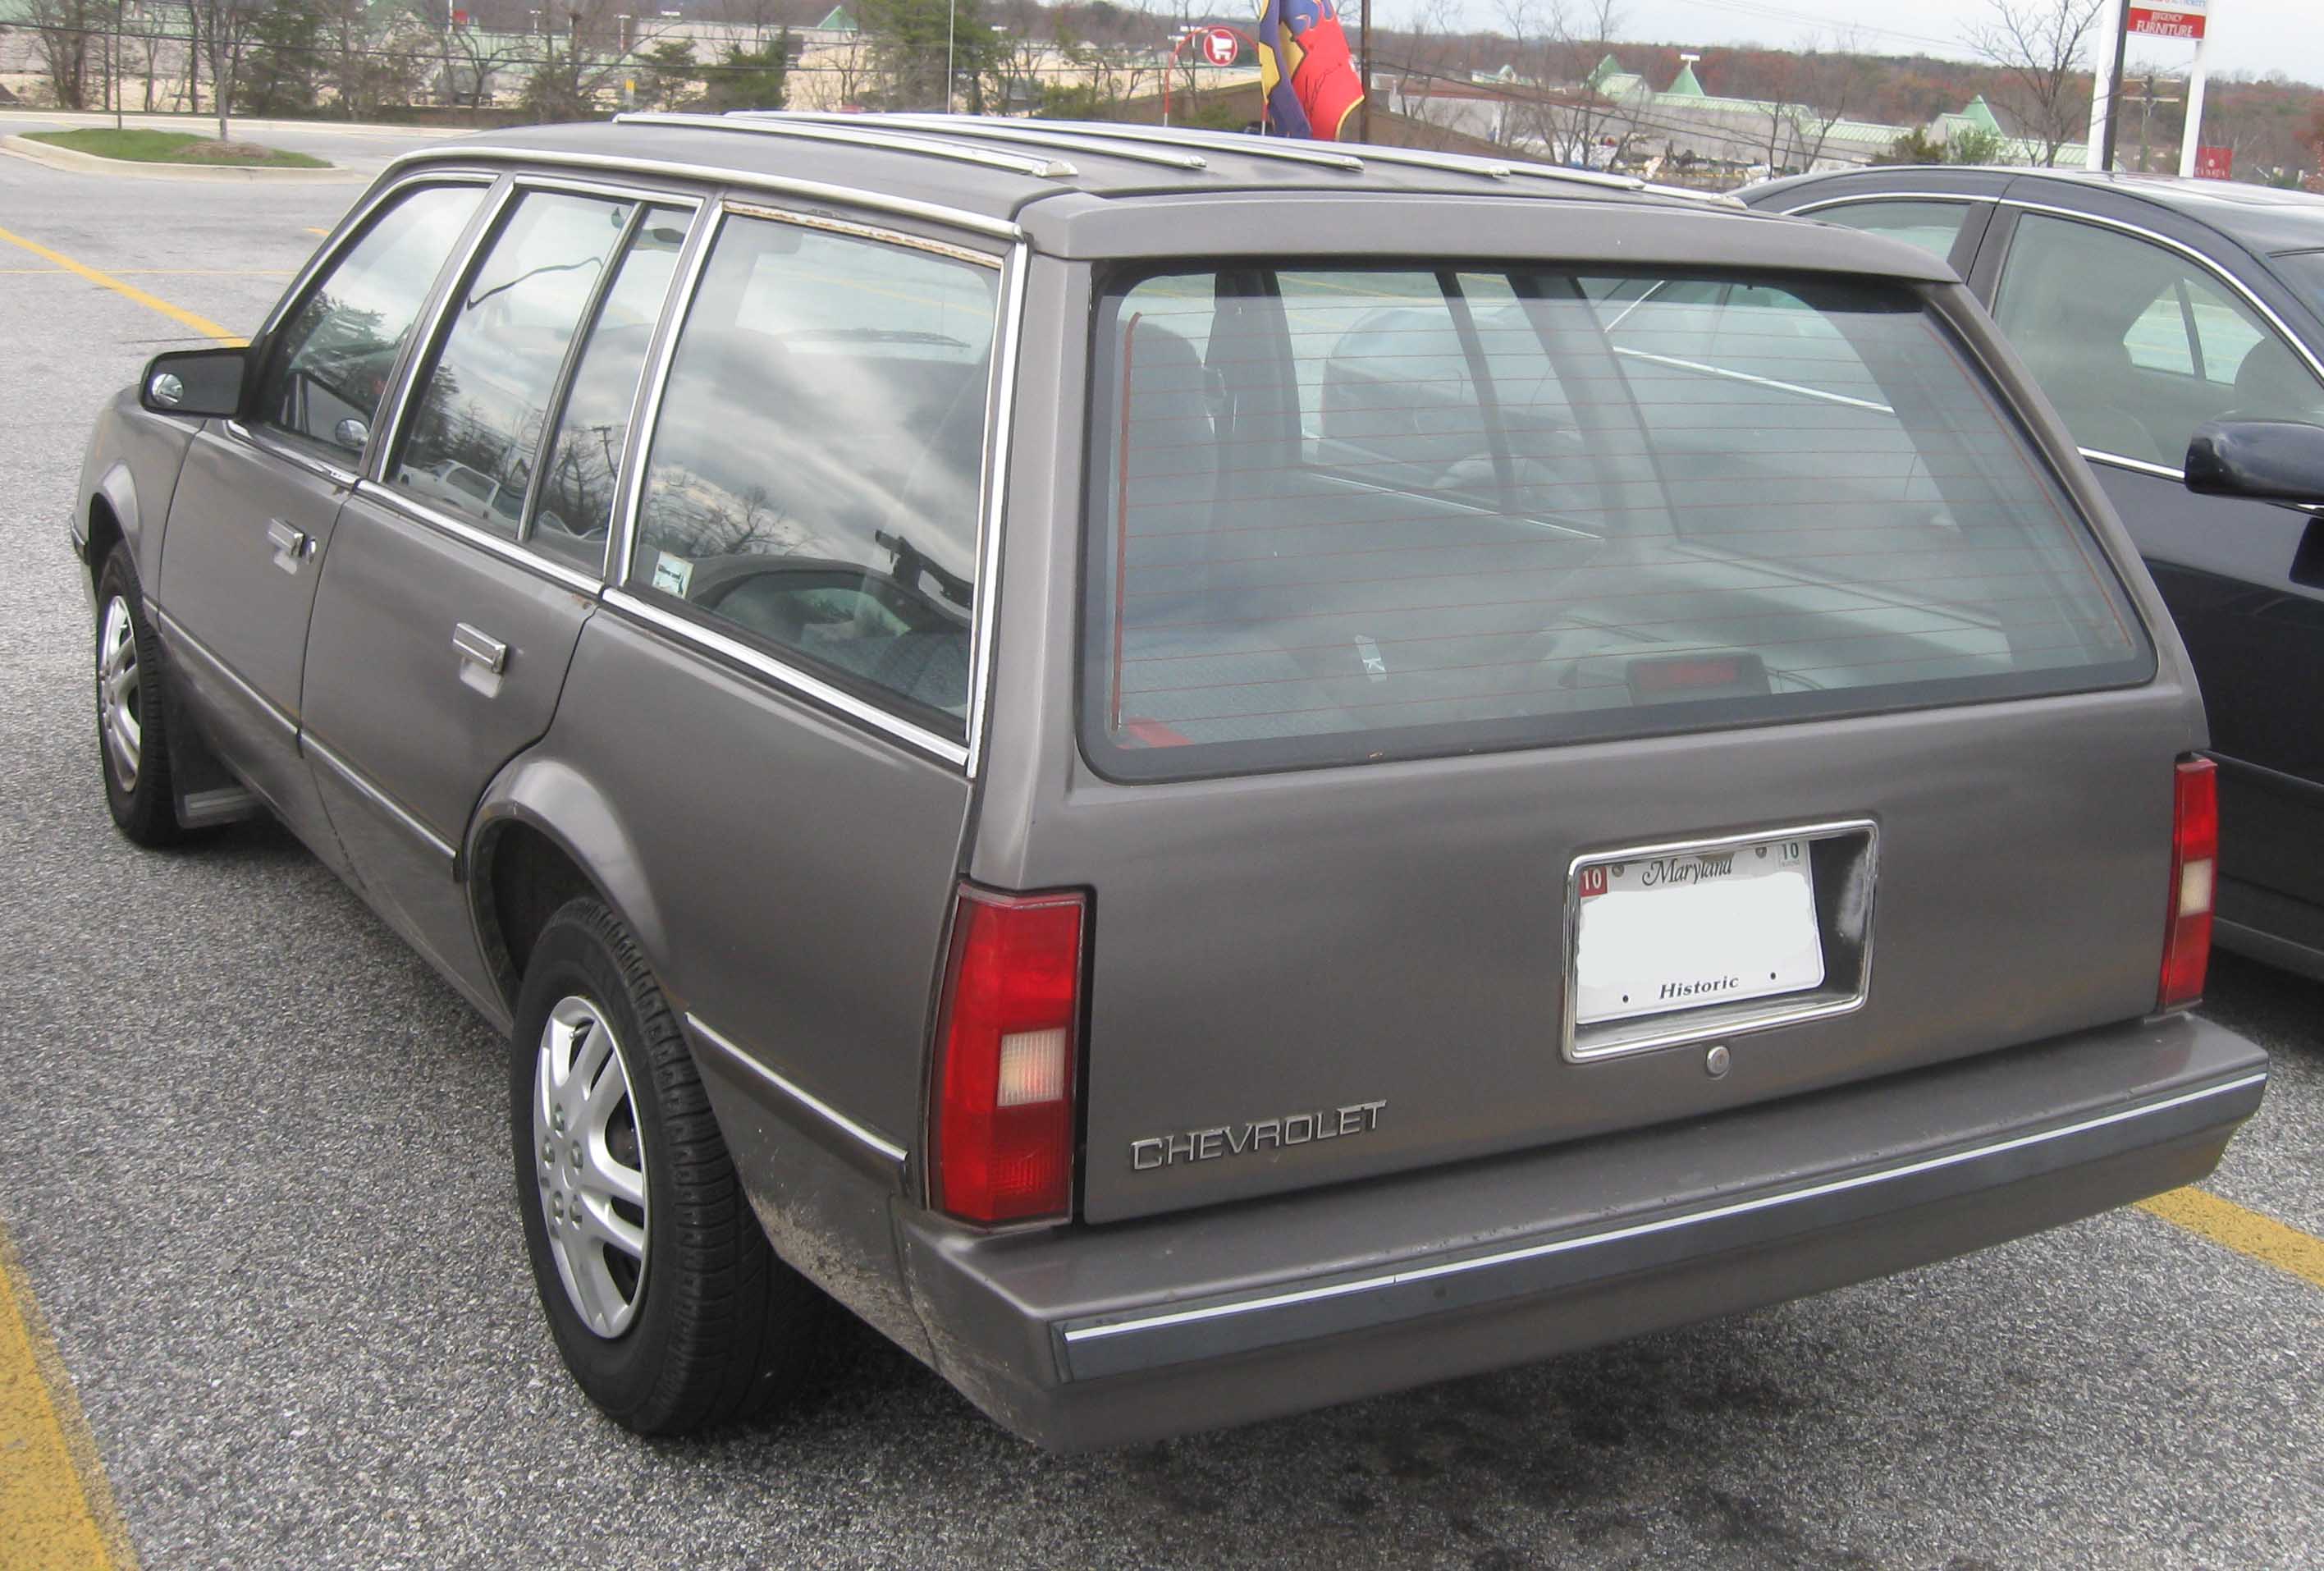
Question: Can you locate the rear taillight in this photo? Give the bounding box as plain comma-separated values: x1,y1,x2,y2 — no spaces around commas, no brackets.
2158,756,2216,1013
930,885,1085,1225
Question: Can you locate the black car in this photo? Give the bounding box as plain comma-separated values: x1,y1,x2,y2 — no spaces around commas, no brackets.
1745,168,2324,980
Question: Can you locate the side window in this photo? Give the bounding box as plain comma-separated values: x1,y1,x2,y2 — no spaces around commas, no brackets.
254,183,483,460
629,213,1000,736
1996,213,2324,466
529,205,692,570
391,190,638,542
1815,199,1977,266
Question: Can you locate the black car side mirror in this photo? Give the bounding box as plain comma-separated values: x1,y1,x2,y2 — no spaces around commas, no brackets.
140,346,248,419
2184,420,2324,504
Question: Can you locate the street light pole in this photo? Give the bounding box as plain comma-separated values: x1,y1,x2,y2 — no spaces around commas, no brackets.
945,0,957,114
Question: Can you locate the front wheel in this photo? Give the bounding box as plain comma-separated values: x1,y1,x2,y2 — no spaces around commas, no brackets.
94,546,181,846
510,896,823,1434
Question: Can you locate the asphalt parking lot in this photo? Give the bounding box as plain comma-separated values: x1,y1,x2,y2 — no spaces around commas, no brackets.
1,121,2319,1570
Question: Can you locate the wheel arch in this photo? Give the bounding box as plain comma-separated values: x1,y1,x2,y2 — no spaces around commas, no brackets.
85,462,139,581
469,757,670,1016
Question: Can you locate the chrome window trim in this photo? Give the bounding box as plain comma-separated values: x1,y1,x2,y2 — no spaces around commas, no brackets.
721,199,1004,269
369,175,519,486
1059,1070,2270,1351
511,200,653,552
611,199,1008,772
1787,191,1988,214
2084,447,2191,481
686,1014,908,1162
222,419,361,488
352,479,607,598
251,169,499,349
628,112,1077,181
604,587,972,767
608,203,718,590
303,732,459,863
1558,818,1880,1065
380,146,1024,242
371,172,709,534
965,240,1030,778
153,606,296,738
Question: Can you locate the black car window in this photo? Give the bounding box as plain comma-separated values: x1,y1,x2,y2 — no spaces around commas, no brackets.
1995,213,2324,467
528,205,692,573
391,191,638,543
1812,199,1977,268
628,212,1000,740
254,184,483,463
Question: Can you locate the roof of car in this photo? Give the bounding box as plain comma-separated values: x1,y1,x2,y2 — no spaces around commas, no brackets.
1753,164,2324,257
2013,170,2324,255
395,113,1957,280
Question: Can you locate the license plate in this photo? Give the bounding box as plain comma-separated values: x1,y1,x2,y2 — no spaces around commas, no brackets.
1573,837,1826,1027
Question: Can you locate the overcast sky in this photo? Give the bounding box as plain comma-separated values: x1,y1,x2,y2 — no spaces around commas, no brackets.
1391,0,2324,88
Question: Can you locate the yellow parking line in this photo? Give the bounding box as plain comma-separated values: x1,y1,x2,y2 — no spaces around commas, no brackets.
2139,1187,2324,1289
0,1222,133,1571
0,223,242,346
304,226,329,236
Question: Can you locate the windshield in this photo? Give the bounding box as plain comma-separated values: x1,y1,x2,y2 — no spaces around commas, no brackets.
1081,264,2152,780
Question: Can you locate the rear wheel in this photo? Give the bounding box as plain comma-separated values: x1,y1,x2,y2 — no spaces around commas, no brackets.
94,546,181,847
510,896,823,1434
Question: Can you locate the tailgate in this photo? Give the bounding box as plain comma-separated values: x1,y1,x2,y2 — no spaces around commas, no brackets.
987,254,2188,1225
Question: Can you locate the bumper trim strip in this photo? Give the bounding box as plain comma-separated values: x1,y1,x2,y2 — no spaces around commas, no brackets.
1061,1070,2268,1349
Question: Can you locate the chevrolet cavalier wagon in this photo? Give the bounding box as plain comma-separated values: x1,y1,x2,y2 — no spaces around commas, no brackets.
75,113,2271,1450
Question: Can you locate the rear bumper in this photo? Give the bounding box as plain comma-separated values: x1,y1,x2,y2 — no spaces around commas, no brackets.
894,1012,2266,1450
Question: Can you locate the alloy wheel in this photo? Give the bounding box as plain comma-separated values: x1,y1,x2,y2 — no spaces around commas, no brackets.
532,995,650,1338
98,595,142,791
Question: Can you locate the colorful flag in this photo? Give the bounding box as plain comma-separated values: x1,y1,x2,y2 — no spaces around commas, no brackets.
1256,0,1365,141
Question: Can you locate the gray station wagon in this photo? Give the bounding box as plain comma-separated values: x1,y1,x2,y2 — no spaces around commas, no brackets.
75,113,2272,1450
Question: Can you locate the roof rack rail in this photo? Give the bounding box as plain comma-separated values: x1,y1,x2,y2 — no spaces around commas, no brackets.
783,112,1213,173
1002,118,1366,173
612,112,1079,180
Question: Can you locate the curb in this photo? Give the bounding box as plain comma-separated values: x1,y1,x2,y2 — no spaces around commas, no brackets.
0,134,360,182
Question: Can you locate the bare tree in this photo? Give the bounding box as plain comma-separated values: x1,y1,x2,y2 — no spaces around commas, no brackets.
1965,0,2107,167
1496,0,1637,167
185,0,263,140
1757,44,1851,174
25,0,109,111
317,0,427,120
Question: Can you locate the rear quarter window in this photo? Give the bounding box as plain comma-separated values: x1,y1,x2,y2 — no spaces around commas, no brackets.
1081,263,2153,780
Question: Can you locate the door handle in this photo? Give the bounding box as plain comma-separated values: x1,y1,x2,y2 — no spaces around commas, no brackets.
266,518,313,574
453,623,508,675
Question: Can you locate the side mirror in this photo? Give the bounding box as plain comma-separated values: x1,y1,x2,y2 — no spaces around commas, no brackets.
140,346,248,419
2184,420,2324,504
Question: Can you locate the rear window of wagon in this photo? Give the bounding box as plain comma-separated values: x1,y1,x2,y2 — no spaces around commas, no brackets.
1078,263,2155,781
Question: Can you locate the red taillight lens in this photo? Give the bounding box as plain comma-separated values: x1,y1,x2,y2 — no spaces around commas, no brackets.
2158,756,2217,1013
931,885,1085,1225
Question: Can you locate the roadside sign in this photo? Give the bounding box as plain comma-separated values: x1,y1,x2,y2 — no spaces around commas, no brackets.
2194,144,2233,179
2127,4,2206,40
1201,26,1240,67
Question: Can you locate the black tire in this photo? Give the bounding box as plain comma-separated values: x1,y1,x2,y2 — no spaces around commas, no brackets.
94,545,181,847
510,895,822,1435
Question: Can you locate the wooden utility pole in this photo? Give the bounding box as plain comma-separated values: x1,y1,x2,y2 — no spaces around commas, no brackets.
1358,0,1372,144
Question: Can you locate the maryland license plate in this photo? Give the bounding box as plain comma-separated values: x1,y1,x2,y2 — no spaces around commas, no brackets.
1573,836,1827,1027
